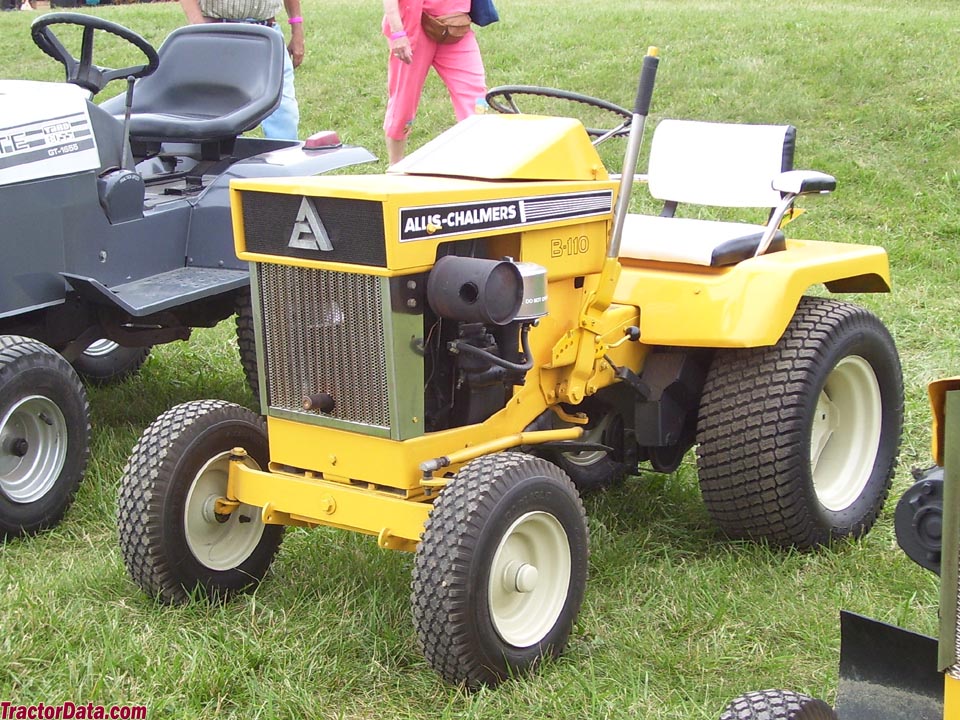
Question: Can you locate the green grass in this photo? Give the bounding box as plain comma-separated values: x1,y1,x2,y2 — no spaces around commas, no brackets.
1,0,958,717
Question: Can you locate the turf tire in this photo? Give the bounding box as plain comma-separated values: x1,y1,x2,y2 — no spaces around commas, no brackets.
721,689,838,720
696,297,902,548
0,335,89,537
411,452,588,688
117,399,282,604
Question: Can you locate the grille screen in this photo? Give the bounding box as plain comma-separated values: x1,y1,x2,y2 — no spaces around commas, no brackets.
257,263,391,428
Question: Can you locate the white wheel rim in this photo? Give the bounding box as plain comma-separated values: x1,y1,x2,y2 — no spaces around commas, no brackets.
0,396,68,503
83,339,119,358
810,355,882,512
488,511,571,647
183,451,267,571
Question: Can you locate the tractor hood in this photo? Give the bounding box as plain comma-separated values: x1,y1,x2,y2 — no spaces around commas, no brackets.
0,80,101,186
388,114,610,182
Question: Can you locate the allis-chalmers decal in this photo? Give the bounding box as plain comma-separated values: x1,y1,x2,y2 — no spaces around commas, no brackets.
398,190,612,242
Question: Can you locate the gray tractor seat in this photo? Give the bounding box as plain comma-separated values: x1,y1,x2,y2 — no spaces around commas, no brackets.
100,23,284,146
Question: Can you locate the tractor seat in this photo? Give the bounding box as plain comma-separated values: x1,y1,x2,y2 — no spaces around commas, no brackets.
99,23,283,146
619,119,831,267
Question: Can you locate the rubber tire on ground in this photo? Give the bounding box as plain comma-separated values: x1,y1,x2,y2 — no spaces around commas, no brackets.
235,290,259,399
411,452,589,688
721,689,838,720
71,340,151,386
696,297,903,548
117,399,283,604
544,400,627,493
0,335,89,538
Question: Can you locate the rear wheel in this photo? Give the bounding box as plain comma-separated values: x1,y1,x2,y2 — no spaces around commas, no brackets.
235,291,259,399
0,335,89,537
117,399,282,603
72,340,150,386
721,689,838,720
412,452,588,687
696,297,902,548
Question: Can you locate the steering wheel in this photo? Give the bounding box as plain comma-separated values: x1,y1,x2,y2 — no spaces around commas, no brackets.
31,13,160,95
485,85,633,142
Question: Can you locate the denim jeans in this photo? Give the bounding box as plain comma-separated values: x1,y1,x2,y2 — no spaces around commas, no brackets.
260,24,300,140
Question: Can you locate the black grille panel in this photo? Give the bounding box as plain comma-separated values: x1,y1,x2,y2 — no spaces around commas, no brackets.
257,263,390,428
240,191,387,267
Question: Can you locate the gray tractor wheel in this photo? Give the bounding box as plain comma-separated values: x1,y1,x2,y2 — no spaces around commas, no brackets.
117,399,283,603
697,297,902,548
235,290,259,399
72,340,150,386
542,399,627,493
411,452,588,688
721,689,838,720
0,335,89,537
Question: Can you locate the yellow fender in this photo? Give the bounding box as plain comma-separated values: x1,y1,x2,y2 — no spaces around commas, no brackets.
613,238,891,347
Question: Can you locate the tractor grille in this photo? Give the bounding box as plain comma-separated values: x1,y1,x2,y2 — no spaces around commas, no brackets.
257,263,391,429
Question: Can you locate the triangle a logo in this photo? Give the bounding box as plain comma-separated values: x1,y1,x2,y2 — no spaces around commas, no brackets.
289,197,333,251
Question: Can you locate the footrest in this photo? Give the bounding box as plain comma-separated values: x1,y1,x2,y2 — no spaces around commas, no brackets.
63,266,248,317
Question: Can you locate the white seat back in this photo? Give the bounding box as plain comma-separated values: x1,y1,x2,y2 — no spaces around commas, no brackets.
647,120,796,209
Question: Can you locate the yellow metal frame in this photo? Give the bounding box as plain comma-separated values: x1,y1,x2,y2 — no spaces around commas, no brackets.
929,377,960,466
946,674,959,720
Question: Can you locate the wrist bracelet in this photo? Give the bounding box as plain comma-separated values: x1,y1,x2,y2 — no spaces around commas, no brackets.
288,16,303,24
389,30,407,39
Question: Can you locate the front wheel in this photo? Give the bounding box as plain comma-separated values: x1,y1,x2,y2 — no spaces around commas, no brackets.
117,399,283,604
696,297,903,548
541,400,627,493
0,335,89,538
72,340,151,386
411,452,589,688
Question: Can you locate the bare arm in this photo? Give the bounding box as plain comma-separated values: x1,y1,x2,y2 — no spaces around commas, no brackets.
179,0,206,24
383,0,412,64
282,0,305,68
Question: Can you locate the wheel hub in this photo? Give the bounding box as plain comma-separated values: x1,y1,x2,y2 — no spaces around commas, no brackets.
10,438,28,457
183,451,267,571
809,355,882,512
488,511,571,647
502,560,540,593
0,396,68,504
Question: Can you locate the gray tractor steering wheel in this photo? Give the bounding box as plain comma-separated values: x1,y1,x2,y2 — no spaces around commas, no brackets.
31,12,160,95
486,85,633,141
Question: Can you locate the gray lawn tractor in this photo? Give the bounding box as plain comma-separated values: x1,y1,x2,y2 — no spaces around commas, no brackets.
0,12,374,537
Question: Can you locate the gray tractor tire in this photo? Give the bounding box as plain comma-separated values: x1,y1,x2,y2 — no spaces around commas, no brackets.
542,399,627,493
0,335,89,537
235,290,259,399
697,297,902,548
72,340,150,386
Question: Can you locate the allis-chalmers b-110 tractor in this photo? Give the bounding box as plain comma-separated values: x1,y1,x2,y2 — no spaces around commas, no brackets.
117,52,904,687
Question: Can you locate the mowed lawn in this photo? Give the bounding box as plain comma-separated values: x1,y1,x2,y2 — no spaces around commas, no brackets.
1,1,958,718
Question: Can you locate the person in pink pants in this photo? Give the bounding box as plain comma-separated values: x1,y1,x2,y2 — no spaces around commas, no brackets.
382,0,487,165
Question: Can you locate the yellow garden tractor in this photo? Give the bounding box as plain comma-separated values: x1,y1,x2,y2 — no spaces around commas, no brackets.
116,50,904,687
